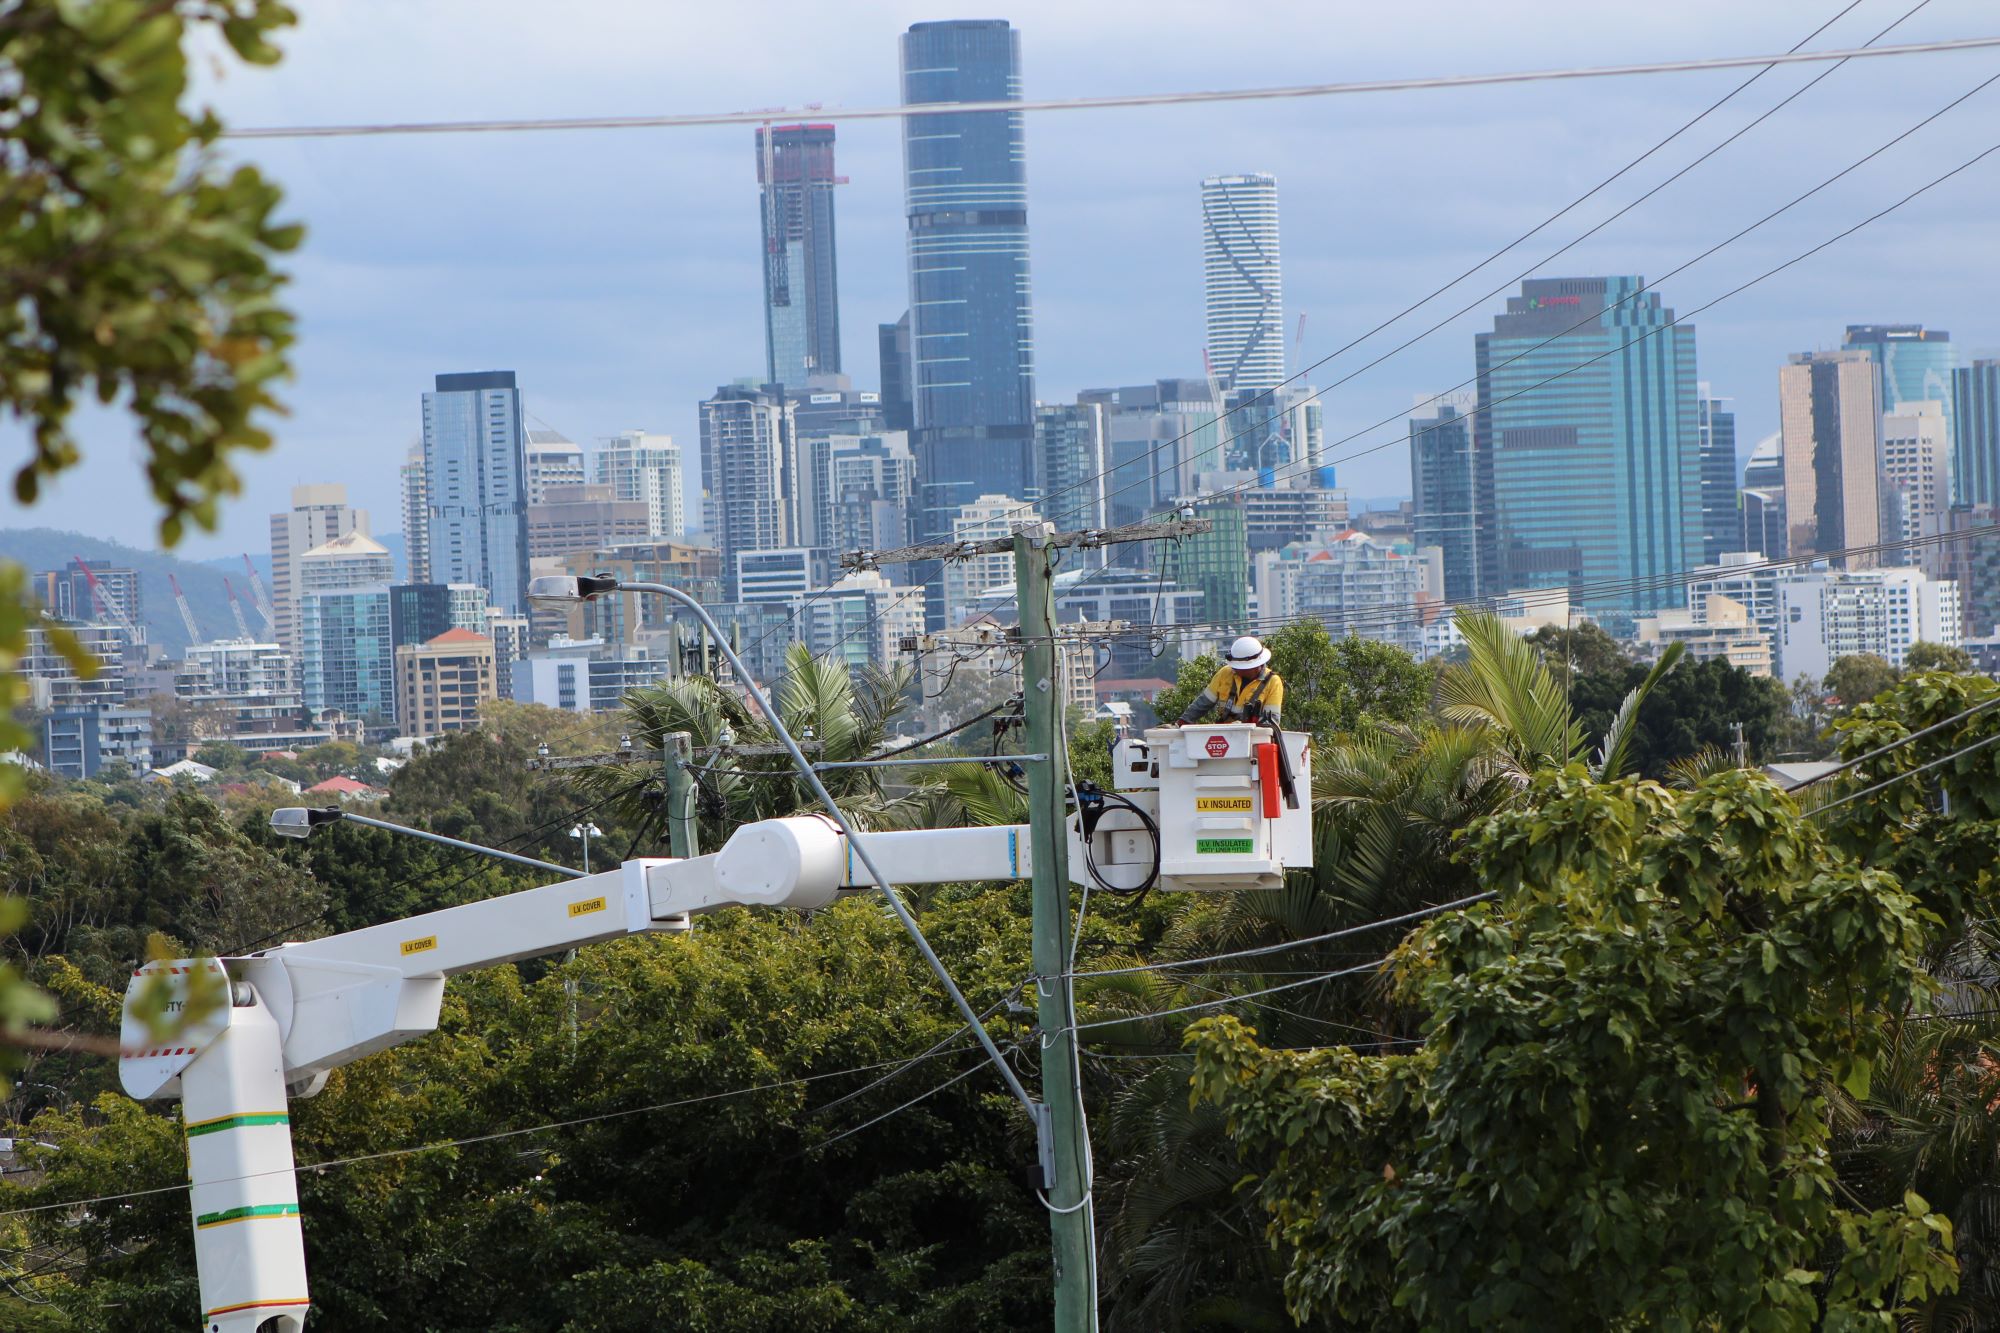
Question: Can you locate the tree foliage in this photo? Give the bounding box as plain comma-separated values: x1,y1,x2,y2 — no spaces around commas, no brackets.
1189,765,1957,1329
1152,621,1435,739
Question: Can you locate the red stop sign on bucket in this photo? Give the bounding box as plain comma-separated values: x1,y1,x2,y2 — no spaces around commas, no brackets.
1205,734,1229,758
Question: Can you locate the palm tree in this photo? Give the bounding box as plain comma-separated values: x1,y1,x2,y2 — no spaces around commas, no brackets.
567,646,927,851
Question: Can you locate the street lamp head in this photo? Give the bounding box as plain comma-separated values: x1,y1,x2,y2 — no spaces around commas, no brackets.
270,807,342,839
527,573,620,604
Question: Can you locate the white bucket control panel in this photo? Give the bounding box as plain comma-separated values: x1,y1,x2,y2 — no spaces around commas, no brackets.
1070,723,1313,892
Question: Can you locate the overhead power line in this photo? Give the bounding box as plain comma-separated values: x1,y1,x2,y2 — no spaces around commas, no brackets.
220,36,2000,140
1023,0,1901,529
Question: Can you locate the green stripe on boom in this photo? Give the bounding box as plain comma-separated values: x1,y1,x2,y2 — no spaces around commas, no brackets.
185,1112,290,1138
195,1203,300,1228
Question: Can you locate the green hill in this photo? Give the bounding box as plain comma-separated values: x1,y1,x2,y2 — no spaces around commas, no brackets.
0,528,273,656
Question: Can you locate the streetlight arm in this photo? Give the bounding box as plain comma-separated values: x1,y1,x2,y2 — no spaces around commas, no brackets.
606,580,1040,1120
273,807,586,880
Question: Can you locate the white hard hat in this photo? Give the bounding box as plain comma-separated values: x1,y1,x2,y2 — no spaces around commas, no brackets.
1227,635,1271,669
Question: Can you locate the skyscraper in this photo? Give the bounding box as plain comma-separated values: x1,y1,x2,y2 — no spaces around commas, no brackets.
878,313,914,433
1778,350,1881,568
1953,360,2000,508
899,19,1037,587
1034,402,1108,535
699,383,797,595
1474,277,1702,623
399,445,430,584
423,371,530,615
1697,387,1738,564
1201,173,1284,394
757,124,843,389
1880,401,1949,553
1842,325,1954,488
1408,398,1481,603
523,429,586,504
270,483,367,656
594,431,685,539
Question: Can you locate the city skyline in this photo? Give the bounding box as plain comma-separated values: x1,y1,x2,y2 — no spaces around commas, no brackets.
4,2,1999,556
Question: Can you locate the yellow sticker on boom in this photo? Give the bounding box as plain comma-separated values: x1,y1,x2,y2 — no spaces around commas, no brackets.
1195,796,1254,812
568,896,608,918
400,936,437,956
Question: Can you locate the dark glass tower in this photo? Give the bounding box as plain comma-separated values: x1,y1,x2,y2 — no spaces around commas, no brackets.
757,124,843,389
1474,277,1701,627
899,19,1037,598
1953,360,2000,509
1698,390,1738,564
1409,402,1480,603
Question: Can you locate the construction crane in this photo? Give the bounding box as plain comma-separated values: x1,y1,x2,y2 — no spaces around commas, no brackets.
241,555,277,636
222,577,252,639
71,555,141,641
167,574,203,647
1200,347,1233,472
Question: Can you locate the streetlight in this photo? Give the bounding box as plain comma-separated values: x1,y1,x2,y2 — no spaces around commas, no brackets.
569,822,603,873
269,806,585,879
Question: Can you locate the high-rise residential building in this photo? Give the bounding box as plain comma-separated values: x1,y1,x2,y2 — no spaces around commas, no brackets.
1253,531,1427,657
20,623,133,712
547,541,724,651
1201,173,1284,394
1079,380,1225,532
594,431,685,540
523,430,586,504
423,370,530,615
1633,594,1772,678
1842,325,1954,478
174,639,317,750
943,495,1039,627
757,124,843,388
794,571,926,674
1035,403,1108,537
1921,504,2000,639
388,583,489,649
1475,276,1702,624
1238,478,1350,555
1409,398,1481,602
1774,566,1961,682
1221,382,1321,478
1697,387,1738,564
1687,552,1783,651
297,532,394,612
400,445,430,583
526,484,651,561
1779,350,1881,568
485,609,530,702
1954,359,2000,508
1880,401,1950,553
879,313,914,433
900,20,1038,577
700,383,798,593
394,628,496,739
36,559,145,641
735,548,822,605
270,483,366,655
806,432,913,558
299,585,394,724
43,708,153,780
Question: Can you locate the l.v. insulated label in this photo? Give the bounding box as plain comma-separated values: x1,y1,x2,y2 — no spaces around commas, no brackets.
1196,837,1255,855
1195,796,1253,813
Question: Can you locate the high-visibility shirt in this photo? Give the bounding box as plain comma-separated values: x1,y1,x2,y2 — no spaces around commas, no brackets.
1180,665,1284,724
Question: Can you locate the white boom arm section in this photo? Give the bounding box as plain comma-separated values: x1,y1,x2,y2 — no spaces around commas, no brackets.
120,824,1034,1333
124,725,1312,1332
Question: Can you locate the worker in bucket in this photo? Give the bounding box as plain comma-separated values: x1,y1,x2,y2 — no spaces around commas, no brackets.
1175,635,1284,726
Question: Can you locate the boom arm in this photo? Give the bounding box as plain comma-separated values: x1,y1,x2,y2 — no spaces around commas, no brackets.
120,818,1036,1333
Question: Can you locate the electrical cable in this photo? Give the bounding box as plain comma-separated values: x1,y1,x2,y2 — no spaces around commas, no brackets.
1067,890,1499,980
227,780,651,956
219,36,2000,140
0,1044,1004,1222
1078,69,2000,537
1022,0,1897,531
1809,728,2000,816
1783,693,2000,791
1065,957,1391,1035
792,1053,995,1161
869,697,1018,760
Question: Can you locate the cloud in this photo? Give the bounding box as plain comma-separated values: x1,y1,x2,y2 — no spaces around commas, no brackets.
5,0,1996,554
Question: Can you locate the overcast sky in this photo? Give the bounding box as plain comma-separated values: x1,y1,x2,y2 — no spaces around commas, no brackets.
6,0,1999,557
